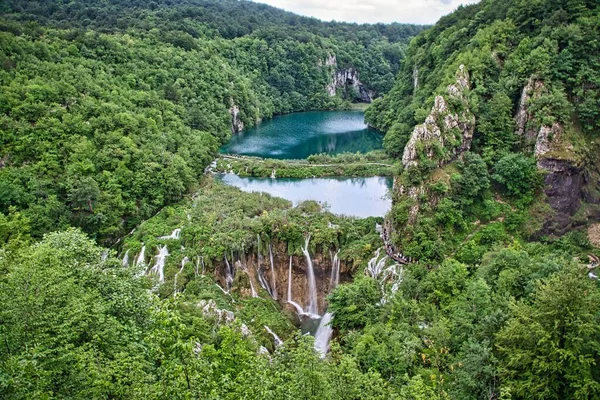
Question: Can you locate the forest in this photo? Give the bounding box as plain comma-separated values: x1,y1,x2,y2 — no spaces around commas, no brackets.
1,0,600,399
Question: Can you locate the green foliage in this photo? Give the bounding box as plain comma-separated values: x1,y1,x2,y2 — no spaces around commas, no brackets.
328,277,382,331
496,263,600,399
492,153,541,200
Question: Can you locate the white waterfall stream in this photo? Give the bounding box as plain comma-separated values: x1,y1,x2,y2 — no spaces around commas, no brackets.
150,245,169,283
224,254,234,292
237,260,258,298
256,235,274,298
286,255,307,315
314,248,341,358
366,249,387,279
136,244,146,266
329,249,340,290
301,235,319,317
159,228,181,240
314,312,333,358
264,325,283,348
174,257,188,297
269,243,278,300
122,249,130,267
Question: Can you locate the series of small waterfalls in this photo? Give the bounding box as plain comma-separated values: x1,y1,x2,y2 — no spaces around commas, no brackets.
121,111,398,357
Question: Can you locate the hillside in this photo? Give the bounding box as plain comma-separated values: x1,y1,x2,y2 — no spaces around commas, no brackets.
366,0,600,261
0,0,423,243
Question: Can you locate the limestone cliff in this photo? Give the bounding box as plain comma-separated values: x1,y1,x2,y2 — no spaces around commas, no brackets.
229,99,244,133
401,65,475,169
323,54,375,103
514,77,600,236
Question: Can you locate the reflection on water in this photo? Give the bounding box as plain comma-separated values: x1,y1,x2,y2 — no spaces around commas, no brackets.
220,111,383,159
216,174,392,218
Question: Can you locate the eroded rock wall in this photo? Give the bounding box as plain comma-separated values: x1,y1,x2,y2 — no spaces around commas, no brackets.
323,54,375,103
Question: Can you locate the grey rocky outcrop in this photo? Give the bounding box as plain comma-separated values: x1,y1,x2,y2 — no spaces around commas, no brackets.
323,54,375,103
401,64,475,169
514,77,600,236
229,100,244,133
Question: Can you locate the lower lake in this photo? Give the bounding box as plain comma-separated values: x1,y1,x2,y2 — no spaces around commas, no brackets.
216,174,392,218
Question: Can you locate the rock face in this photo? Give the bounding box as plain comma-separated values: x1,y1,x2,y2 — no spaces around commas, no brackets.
213,241,351,316
515,78,545,142
537,158,585,235
401,65,475,169
323,54,375,103
229,100,244,133
514,77,600,236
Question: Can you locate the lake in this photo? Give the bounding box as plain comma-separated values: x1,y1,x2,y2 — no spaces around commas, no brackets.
216,174,392,218
220,110,383,159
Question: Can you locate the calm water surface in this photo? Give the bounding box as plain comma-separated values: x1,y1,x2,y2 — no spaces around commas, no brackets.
220,110,383,159
216,174,392,218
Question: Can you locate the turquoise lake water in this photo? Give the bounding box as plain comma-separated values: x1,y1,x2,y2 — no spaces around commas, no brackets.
220,110,383,159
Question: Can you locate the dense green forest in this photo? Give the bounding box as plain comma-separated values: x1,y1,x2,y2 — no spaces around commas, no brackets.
2,0,600,399
0,0,422,243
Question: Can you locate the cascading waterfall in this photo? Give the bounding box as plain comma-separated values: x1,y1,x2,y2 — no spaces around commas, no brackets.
329,249,340,290
237,260,258,298
174,256,188,297
159,228,181,240
268,243,278,300
264,326,283,348
314,248,341,358
256,235,274,298
301,235,319,317
287,255,306,315
366,249,387,279
122,249,130,267
150,245,169,283
287,256,293,302
314,312,333,358
136,244,146,266
101,250,108,261
224,253,234,292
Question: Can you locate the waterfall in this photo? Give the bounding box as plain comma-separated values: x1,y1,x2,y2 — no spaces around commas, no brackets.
136,244,146,266
264,326,283,348
122,249,130,267
237,260,258,298
366,249,387,279
174,257,188,297
256,235,274,298
314,312,333,358
101,250,108,261
159,228,181,240
269,243,278,300
287,256,293,302
224,253,234,292
329,249,340,290
314,248,341,358
287,255,307,315
301,235,319,317
150,245,169,283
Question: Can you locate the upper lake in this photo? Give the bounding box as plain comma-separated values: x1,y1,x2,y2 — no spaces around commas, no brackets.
220,110,383,159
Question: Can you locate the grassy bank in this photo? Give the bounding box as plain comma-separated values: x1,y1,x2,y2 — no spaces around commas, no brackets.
213,151,398,178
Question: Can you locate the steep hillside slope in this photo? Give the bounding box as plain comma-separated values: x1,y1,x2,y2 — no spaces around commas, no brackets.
367,0,600,262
